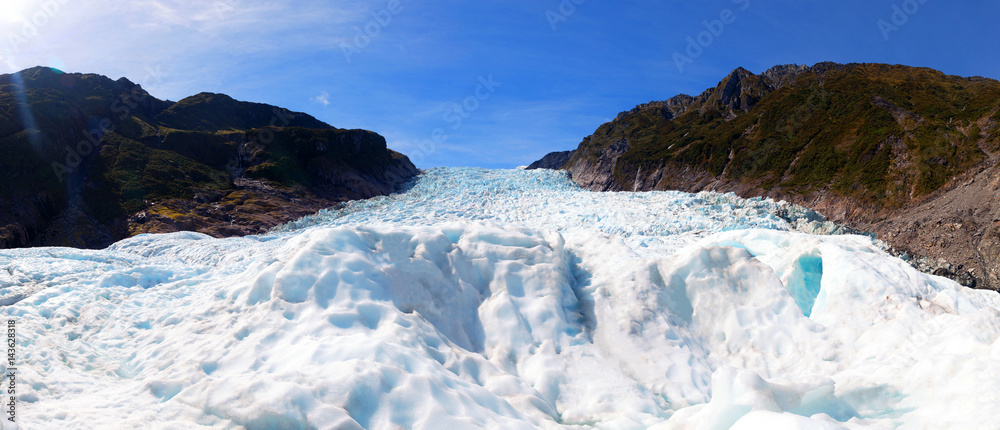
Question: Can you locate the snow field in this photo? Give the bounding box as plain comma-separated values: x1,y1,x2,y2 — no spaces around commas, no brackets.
1,168,998,429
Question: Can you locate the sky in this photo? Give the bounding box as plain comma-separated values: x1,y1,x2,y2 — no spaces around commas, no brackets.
0,0,998,169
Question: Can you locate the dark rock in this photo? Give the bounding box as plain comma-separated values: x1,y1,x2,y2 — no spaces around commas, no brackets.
526,151,575,170
0,67,419,249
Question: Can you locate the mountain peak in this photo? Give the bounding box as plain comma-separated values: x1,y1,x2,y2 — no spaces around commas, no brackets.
727,66,754,78
18,65,65,77
761,63,811,86
188,92,235,101
157,92,331,132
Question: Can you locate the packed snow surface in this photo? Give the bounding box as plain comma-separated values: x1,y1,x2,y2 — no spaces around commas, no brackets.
2,167,999,429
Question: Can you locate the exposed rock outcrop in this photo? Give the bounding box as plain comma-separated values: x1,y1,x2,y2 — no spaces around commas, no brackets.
526,150,575,170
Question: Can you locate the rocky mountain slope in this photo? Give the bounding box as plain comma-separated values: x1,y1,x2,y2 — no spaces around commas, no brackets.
525,150,574,170
0,67,418,249
531,62,1000,290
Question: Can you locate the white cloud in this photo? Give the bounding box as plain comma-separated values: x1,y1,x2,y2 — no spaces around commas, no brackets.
0,2,29,23
311,90,330,107
0,0,384,98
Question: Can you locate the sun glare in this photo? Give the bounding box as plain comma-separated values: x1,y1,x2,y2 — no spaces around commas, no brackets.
0,4,25,23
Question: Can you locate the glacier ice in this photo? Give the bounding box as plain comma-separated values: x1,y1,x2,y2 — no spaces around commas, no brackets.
1,167,998,429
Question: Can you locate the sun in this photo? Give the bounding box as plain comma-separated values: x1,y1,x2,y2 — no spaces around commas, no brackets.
0,3,26,23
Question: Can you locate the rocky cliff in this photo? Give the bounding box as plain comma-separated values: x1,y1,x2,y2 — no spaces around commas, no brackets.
534,62,1000,289
0,67,418,249
526,150,575,170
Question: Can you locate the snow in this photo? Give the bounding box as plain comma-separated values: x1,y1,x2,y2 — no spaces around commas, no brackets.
1,167,998,429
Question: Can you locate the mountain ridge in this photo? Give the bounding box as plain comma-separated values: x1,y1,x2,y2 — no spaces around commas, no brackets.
0,66,418,249
531,62,1000,290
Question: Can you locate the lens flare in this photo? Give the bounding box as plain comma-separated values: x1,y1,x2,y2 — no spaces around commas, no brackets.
9,71,42,150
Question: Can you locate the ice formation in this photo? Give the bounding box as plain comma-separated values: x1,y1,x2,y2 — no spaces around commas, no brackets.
1,167,998,429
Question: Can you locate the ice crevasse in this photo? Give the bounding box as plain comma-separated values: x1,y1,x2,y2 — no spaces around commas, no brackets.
1,167,999,429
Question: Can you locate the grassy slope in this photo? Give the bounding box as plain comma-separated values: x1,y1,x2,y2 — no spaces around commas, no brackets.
575,63,1000,208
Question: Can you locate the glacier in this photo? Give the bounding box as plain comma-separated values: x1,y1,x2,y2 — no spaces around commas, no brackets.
2,167,999,429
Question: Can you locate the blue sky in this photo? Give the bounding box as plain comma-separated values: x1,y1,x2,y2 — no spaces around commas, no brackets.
1,0,998,168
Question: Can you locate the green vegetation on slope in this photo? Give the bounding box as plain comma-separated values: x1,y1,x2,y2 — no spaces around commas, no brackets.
573,63,1000,207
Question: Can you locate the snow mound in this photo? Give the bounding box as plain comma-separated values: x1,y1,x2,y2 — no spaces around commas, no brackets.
1,168,998,429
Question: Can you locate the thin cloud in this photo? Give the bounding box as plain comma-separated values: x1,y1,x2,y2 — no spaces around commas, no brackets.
0,0,380,88
311,90,330,107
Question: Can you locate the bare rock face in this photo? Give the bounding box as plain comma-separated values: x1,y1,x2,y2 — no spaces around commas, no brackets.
535,62,1000,290
563,138,631,191
526,150,575,170
875,155,1000,289
761,63,811,87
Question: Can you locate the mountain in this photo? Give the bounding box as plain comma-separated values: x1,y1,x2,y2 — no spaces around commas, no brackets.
531,62,1000,290
525,150,574,170
0,67,418,249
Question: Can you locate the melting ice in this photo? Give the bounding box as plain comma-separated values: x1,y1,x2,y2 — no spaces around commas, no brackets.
1,167,999,429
